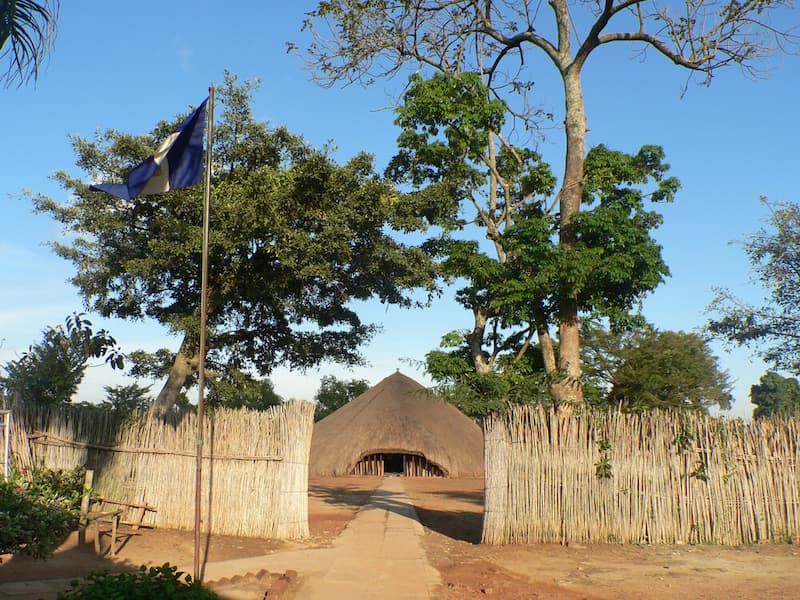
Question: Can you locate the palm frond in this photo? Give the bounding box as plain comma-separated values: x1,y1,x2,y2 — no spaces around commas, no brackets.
0,0,59,87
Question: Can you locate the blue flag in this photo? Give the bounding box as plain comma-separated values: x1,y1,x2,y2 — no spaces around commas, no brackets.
90,98,208,200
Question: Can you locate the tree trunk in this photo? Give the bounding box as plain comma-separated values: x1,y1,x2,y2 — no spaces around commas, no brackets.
151,334,200,414
467,306,493,377
536,323,558,375
553,66,587,409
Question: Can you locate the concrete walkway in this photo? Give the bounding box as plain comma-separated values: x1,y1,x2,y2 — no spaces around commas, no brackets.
0,477,441,599
296,476,441,599
199,476,441,599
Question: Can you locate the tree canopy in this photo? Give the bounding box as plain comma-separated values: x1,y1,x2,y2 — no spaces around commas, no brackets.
206,369,283,411
394,72,676,404
300,0,798,409
313,374,369,420
428,320,732,416
100,383,154,414
582,323,733,412
750,371,800,419
28,72,437,412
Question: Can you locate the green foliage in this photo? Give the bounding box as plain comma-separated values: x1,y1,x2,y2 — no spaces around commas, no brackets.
0,313,124,405
750,371,800,419
709,200,800,374
594,437,614,479
502,144,677,329
300,0,791,406
390,73,675,404
58,564,218,599
595,456,614,480
100,383,153,413
0,466,84,559
29,71,437,411
388,72,508,192
425,330,553,417
596,437,612,453
126,349,176,381
314,375,369,420
689,460,709,482
206,369,282,411
582,321,732,412
672,422,695,453
0,0,59,87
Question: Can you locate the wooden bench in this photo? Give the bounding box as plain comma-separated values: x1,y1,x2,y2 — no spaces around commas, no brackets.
84,505,124,556
78,471,157,557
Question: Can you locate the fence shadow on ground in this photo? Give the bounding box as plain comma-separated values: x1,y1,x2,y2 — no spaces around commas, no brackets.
412,506,483,543
308,480,382,511
310,477,484,543
0,535,139,585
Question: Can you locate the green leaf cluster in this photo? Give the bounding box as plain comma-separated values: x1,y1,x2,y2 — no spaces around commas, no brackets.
501,144,676,329
313,374,369,420
0,313,123,405
425,331,553,418
0,466,84,559
396,74,676,407
206,369,282,412
99,383,153,414
0,0,59,87
750,371,800,419
58,564,218,599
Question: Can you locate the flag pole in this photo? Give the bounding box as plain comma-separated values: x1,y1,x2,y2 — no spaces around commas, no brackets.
194,85,215,584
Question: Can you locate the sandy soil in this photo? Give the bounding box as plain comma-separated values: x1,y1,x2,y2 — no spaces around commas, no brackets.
403,477,800,600
2,476,798,599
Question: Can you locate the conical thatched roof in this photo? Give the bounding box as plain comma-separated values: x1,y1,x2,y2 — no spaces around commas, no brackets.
309,371,484,477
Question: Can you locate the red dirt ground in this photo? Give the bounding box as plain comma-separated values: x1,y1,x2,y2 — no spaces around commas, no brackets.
403,477,800,599
2,476,798,599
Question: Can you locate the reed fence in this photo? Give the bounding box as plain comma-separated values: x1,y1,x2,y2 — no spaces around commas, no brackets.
8,400,315,539
483,406,800,545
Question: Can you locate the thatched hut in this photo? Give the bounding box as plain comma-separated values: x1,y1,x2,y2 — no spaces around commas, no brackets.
309,371,483,477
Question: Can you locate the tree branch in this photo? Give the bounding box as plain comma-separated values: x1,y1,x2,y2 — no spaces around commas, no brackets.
598,31,704,70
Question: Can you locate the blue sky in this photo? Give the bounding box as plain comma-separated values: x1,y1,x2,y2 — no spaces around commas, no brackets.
1,2,798,417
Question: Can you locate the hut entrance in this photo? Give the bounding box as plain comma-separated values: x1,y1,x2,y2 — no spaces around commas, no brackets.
384,453,404,474
351,452,446,477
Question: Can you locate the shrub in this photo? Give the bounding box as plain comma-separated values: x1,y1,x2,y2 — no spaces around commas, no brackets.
58,564,219,599
0,467,84,559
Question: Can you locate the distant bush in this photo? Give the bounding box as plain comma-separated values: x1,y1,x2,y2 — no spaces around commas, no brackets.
58,564,219,599
0,467,84,559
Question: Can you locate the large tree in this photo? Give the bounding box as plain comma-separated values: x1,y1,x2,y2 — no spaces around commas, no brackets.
582,322,732,412
709,200,800,374
301,0,797,407
28,73,437,412
0,0,58,87
394,72,675,405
